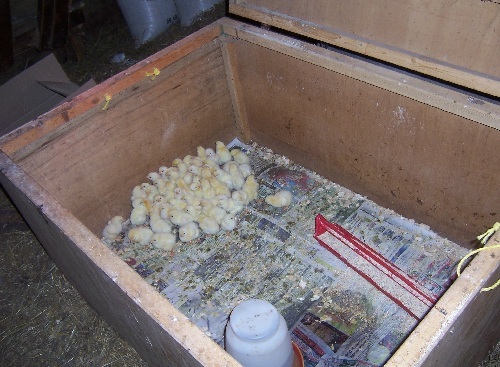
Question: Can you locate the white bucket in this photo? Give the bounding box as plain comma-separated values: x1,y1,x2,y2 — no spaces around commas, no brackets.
117,0,179,46
174,0,222,27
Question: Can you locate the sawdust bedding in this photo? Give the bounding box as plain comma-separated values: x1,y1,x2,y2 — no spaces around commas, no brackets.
101,140,468,367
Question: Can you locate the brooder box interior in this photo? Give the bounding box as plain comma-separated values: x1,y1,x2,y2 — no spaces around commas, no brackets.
0,15,499,367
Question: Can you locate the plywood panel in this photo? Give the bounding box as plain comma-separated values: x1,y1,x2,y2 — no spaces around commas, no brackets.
230,0,500,96
17,43,237,235
0,153,240,367
230,39,500,247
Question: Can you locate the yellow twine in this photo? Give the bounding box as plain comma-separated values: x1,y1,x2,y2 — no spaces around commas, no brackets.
456,223,500,292
102,94,112,110
146,68,160,80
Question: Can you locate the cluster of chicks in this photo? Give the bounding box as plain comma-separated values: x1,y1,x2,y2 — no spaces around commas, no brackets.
102,141,289,252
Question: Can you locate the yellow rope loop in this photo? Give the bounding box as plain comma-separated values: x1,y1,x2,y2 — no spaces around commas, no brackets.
456,222,500,292
477,222,500,244
146,67,160,80
102,94,112,111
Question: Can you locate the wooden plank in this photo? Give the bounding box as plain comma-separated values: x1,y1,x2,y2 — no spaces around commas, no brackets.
387,233,500,367
228,37,500,247
220,20,500,131
0,152,241,367
229,1,500,97
0,21,224,156
221,41,252,142
15,43,237,236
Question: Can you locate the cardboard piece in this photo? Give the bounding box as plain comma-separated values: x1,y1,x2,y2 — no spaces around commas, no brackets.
0,53,95,136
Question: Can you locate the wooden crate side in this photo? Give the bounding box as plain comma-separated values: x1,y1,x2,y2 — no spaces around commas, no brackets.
0,153,241,367
229,0,500,96
0,22,224,156
228,35,500,247
387,233,500,367
13,40,237,236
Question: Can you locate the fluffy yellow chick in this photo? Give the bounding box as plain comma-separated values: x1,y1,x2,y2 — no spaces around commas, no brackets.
205,148,222,165
208,176,231,196
130,206,148,225
228,163,245,190
237,163,252,178
232,190,248,206
221,213,237,231
151,232,177,251
205,204,227,224
199,214,220,235
158,166,169,178
201,165,214,179
242,175,259,203
169,209,195,227
147,172,161,183
179,222,200,242
231,149,251,164
131,185,147,201
215,141,232,163
265,190,293,208
197,146,207,159
128,227,154,246
150,210,173,234
213,169,233,190
102,216,124,241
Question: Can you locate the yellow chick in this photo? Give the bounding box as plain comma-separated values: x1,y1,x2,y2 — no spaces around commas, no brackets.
207,177,229,196
265,190,293,208
221,197,244,215
221,213,237,231
228,163,245,190
102,216,124,241
231,149,251,164
164,167,180,181
169,209,195,227
237,163,252,178
201,165,214,179
188,164,201,177
242,175,259,203
147,172,161,183
159,203,174,220
198,214,220,235
173,160,188,176
185,204,202,221
131,184,147,201
151,232,177,251
128,227,154,246
130,206,148,225
179,222,200,242
205,204,227,224
197,146,207,159
150,210,173,234
205,148,222,165
232,190,248,206
215,141,232,163
158,166,169,178
213,169,233,190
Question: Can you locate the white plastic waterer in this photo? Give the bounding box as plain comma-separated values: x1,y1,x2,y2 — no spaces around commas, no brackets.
225,299,294,367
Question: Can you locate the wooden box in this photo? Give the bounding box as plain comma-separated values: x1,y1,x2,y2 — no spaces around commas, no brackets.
1,1,499,366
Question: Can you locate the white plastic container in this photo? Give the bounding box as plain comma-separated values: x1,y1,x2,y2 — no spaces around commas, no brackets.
117,0,179,46
225,299,294,367
174,0,222,26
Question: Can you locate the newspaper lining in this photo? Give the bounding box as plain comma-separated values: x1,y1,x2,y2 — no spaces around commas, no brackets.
103,140,468,367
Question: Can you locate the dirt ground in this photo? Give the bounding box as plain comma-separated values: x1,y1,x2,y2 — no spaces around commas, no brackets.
0,1,499,366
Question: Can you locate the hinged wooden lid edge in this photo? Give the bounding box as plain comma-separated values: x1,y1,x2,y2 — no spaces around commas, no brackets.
229,0,500,97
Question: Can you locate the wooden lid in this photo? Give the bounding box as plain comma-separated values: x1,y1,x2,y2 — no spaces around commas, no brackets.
229,0,500,97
